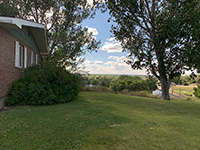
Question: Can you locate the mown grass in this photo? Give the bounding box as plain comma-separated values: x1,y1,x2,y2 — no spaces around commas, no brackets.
1,92,200,149
169,85,197,99
171,85,196,94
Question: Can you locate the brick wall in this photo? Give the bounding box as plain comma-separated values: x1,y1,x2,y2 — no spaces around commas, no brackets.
0,26,42,98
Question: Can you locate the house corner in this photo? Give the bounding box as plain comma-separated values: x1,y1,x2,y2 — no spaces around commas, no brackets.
0,96,7,110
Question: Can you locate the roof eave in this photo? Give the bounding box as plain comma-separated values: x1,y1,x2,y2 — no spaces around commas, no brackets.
0,17,48,54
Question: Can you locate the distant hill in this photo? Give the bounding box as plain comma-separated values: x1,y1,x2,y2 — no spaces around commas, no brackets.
88,74,147,77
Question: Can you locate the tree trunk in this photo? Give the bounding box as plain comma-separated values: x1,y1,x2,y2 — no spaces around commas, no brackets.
160,78,171,100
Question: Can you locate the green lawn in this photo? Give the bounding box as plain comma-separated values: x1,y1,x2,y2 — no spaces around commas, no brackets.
1,92,200,149
170,85,195,97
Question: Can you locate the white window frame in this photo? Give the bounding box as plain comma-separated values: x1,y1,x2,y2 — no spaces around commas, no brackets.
24,47,27,68
31,51,36,65
31,51,33,65
19,45,23,67
15,41,23,68
36,54,38,65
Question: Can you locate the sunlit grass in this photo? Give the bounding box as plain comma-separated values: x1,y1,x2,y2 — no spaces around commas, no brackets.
170,85,197,98
1,92,200,149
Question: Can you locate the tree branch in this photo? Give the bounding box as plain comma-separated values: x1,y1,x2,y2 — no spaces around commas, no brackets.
144,0,152,22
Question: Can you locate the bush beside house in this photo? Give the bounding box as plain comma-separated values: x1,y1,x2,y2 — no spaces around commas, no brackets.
0,17,48,109
7,62,81,106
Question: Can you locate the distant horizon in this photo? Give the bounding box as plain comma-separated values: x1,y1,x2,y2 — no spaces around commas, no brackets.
87,74,148,76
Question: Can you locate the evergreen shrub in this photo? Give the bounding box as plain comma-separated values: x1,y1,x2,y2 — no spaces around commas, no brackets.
7,62,80,106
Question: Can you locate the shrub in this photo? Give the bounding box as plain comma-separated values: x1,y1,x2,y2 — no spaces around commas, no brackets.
7,62,80,106
109,76,157,93
194,84,200,98
145,77,158,92
90,79,99,86
128,80,146,91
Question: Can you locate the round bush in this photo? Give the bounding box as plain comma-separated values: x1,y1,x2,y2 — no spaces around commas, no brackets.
7,62,80,106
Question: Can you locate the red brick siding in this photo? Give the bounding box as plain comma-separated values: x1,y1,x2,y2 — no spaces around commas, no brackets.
0,26,42,98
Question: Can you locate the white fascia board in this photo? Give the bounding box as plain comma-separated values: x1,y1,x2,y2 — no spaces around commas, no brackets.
14,18,45,29
0,18,13,24
0,17,45,29
0,16,48,54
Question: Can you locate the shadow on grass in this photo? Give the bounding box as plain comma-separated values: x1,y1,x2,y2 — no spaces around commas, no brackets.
0,93,131,150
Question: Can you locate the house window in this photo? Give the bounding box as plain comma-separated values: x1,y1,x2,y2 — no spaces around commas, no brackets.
15,41,27,68
19,45,23,67
15,41,23,68
31,52,38,65
31,51,35,65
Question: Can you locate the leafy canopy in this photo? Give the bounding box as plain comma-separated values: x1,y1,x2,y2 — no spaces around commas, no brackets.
96,0,200,99
0,0,100,71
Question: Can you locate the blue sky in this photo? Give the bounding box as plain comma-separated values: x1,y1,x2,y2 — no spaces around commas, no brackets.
81,10,147,75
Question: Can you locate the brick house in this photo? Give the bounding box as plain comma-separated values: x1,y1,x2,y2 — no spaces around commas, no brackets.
0,17,48,109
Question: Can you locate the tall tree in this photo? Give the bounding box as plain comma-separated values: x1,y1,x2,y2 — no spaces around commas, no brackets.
0,0,19,17
100,0,200,100
1,0,100,72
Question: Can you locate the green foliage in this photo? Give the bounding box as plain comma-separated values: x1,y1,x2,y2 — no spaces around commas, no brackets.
99,76,112,87
103,0,200,100
172,75,182,85
145,77,158,92
90,86,113,93
2,0,100,71
7,62,80,106
118,75,131,80
87,75,113,87
128,80,146,91
109,81,118,93
194,85,200,98
116,80,126,93
196,76,200,84
180,75,197,85
0,0,19,17
109,76,157,93
90,79,99,86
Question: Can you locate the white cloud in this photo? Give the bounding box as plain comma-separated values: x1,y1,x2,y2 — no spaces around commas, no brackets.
108,56,118,60
108,56,127,63
83,36,146,75
87,27,99,35
85,60,103,64
104,61,117,66
84,59,147,75
94,61,103,64
86,0,105,7
87,0,93,4
107,37,116,42
101,37,123,53
102,42,123,53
